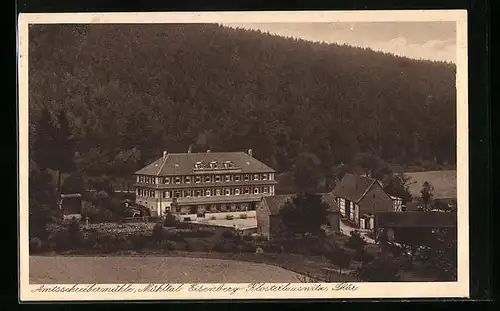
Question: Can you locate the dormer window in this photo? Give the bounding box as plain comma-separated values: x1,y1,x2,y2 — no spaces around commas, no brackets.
210,161,218,169
194,161,202,169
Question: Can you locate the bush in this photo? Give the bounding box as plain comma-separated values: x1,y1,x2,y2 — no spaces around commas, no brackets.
237,242,255,253
242,235,254,242
353,249,374,265
162,240,177,250
222,229,235,239
177,229,214,238
129,234,148,251
212,241,238,253
175,222,191,229
29,237,43,254
84,232,118,253
163,213,177,227
114,234,134,251
165,232,186,242
240,214,247,219
356,258,401,281
262,243,283,253
48,231,72,252
308,241,328,256
152,223,166,243
344,230,366,251
325,247,352,274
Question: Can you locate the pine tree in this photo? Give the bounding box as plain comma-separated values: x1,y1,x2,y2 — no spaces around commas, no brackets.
32,108,58,170
53,109,77,194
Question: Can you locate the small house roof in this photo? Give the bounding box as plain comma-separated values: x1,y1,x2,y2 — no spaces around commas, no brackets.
331,173,378,203
376,211,457,228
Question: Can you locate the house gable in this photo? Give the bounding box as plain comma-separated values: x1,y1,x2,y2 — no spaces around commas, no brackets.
358,181,394,214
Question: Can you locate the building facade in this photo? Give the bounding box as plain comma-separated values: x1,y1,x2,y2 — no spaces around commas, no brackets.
332,174,394,230
133,149,277,217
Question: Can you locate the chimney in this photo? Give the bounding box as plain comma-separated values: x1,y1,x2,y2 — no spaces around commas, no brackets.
163,151,168,158
248,149,253,157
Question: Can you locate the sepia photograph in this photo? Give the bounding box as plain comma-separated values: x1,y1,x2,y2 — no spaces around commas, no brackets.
18,11,469,300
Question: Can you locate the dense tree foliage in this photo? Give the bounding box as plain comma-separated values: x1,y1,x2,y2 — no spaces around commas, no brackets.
357,257,402,281
280,193,329,236
383,173,413,204
28,24,456,190
344,230,367,251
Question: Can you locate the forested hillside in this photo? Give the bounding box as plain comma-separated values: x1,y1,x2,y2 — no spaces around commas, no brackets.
28,23,457,188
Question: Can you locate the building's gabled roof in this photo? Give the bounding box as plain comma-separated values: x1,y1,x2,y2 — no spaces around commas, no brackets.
261,194,295,216
404,170,457,200
375,211,457,228
135,151,275,176
332,173,379,203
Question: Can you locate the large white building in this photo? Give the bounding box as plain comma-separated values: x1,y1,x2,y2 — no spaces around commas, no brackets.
133,149,277,218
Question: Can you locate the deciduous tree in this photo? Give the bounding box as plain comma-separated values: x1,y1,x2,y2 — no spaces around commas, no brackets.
280,193,328,236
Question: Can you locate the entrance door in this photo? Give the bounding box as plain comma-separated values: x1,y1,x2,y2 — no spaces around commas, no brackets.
345,200,351,219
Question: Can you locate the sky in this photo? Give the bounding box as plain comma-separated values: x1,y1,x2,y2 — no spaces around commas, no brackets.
223,22,456,63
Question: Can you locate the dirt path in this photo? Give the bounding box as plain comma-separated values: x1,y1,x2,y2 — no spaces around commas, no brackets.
339,220,376,244
29,256,303,284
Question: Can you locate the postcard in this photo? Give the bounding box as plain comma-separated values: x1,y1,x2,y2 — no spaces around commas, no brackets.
18,10,469,301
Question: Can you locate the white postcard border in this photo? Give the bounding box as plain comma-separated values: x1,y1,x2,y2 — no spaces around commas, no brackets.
18,10,469,301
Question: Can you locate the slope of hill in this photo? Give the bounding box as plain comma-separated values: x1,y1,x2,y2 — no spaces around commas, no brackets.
28,23,457,178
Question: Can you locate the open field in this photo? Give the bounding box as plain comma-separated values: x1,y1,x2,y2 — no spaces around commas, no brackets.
405,170,457,199
29,255,305,284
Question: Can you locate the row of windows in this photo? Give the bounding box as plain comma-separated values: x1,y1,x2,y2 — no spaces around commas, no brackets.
137,173,272,185
138,189,155,197
138,186,272,198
